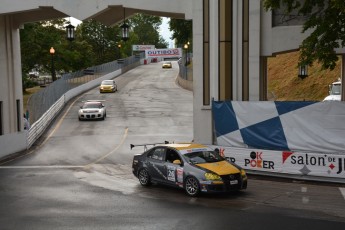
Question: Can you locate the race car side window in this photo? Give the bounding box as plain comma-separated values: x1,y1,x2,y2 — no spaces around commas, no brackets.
147,147,165,161
166,149,181,163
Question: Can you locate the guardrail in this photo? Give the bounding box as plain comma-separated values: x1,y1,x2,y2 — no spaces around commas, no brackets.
26,56,143,149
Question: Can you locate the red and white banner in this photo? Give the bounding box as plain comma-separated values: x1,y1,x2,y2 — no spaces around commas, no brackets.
145,48,182,58
208,145,345,179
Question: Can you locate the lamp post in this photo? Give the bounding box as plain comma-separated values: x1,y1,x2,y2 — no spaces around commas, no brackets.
187,41,190,64
184,43,188,66
50,47,56,81
184,44,188,79
117,43,122,59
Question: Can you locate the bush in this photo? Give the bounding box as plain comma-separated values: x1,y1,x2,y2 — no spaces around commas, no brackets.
22,75,38,91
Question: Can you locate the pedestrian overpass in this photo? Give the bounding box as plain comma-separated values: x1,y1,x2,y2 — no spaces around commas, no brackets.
1,1,345,163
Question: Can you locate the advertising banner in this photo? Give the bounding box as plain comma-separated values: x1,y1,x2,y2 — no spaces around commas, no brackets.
208,145,345,179
132,45,155,51
145,48,182,58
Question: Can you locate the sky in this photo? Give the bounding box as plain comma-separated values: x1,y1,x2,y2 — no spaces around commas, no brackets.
159,17,174,48
70,17,174,48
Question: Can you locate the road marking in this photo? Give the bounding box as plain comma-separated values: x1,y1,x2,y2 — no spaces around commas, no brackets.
84,128,128,166
339,188,345,200
0,95,84,166
0,94,127,169
0,165,84,169
301,186,309,204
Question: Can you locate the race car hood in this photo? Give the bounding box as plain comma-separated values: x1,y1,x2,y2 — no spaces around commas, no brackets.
196,160,240,175
80,108,100,112
100,85,113,89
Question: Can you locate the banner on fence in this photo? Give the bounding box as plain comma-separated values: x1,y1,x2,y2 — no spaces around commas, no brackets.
208,145,345,179
212,101,345,153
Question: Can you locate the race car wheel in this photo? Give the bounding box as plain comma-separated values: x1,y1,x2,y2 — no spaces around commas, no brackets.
138,168,151,186
184,176,200,197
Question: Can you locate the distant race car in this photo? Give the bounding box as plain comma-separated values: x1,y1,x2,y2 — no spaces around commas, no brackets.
78,100,106,121
162,61,172,68
99,80,117,93
132,142,247,196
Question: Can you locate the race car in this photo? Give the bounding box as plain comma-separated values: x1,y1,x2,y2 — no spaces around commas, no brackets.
162,61,172,68
78,100,106,121
131,142,247,196
99,80,117,93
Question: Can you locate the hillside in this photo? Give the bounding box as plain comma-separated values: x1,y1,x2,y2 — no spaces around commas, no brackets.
267,51,341,101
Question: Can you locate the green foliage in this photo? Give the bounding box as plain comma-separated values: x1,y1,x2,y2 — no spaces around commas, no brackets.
22,74,38,91
129,14,168,48
78,19,121,64
20,15,170,91
169,19,192,48
263,0,345,70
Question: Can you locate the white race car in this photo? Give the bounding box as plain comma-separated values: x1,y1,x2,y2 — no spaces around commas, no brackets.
78,101,106,121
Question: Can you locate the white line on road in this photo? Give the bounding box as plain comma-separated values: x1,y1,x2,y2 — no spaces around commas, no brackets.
0,165,84,169
339,188,345,200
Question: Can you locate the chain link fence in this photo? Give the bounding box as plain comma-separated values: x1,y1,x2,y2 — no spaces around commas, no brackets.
27,54,143,124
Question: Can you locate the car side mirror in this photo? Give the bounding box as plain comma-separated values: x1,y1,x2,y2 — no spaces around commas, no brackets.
173,159,181,165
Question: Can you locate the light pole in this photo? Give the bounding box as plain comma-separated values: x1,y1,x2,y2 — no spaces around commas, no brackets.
117,43,122,59
187,41,190,64
184,43,188,79
184,43,188,66
50,47,56,81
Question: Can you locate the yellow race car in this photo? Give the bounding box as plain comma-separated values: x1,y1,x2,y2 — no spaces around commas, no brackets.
132,142,247,196
99,80,117,93
162,61,172,68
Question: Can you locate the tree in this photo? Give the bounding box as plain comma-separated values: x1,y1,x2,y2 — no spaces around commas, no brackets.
169,19,192,48
263,0,345,70
129,14,168,48
20,19,66,75
78,19,122,64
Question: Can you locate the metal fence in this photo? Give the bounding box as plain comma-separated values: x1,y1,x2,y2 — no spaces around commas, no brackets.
178,54,193,81
27,54,143,124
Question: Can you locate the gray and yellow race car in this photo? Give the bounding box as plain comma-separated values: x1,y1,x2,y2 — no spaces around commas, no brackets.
131,142,247,196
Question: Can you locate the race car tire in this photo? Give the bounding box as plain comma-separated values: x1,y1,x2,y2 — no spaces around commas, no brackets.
138,168,151,186
184,176,200,197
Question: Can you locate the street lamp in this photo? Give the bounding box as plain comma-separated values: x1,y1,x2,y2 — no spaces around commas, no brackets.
117,43,122,59
121,8,129,41
298,65,308,79
184,43,188,66
184,44,188,79
50,47,56,81
65,23,75,41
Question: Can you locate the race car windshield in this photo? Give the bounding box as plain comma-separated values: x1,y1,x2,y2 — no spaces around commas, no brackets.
82,103,101,109
102,81,113,85
183,151,223,164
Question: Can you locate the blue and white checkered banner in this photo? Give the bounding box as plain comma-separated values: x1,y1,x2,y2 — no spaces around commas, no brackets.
212,101,345,153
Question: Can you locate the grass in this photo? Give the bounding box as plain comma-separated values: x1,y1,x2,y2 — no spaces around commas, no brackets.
23,86,41,111
267,51,341,101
